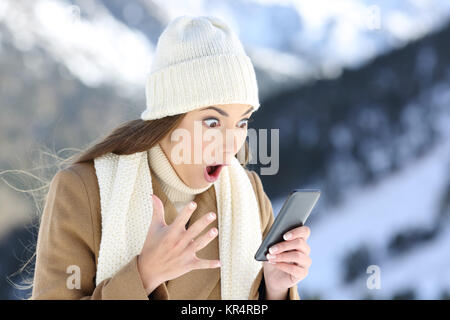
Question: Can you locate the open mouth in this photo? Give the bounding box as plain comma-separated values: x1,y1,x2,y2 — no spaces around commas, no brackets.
204,164,224,182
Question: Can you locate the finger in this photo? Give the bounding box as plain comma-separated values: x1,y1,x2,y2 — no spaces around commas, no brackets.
268,237,310,255
184,212,216,243
267,251,312,268
271,262,308,280
283,225,310,241
191,256,221,270
151,194,167,227
173,201,197,229
188,226,218,252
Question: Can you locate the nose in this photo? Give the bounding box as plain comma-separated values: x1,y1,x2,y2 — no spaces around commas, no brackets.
214,146,234,165
222,128,242,152
210,127,245,165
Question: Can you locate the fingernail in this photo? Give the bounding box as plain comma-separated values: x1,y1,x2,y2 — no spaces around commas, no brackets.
217,261,221,267
266,253,275,260
208,212,216,220
190,201,196,209
284,233,292,240
210,228,217,235
269,246,278,253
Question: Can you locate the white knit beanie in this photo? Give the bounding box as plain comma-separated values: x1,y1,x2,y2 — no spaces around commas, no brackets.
141,15,260,120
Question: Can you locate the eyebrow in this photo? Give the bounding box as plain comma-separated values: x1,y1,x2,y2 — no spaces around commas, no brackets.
200,106,254,117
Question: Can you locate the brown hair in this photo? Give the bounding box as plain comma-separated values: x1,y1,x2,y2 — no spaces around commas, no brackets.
9,113,251,298
73,114,185,163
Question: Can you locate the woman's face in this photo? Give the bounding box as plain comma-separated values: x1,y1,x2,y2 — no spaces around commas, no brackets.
159,103,254,188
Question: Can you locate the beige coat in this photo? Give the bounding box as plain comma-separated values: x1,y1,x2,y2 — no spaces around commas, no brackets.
31,157,300,300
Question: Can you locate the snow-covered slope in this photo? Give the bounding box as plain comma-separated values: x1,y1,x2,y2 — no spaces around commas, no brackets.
274,91,450,299
0,0,154,97
300,137,449,299
2,0,450,98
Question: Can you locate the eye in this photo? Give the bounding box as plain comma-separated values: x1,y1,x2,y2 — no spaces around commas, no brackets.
203,117,220,128
237,118,253,129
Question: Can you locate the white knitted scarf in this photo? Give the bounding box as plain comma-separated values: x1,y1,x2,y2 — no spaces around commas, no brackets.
93,149,263,299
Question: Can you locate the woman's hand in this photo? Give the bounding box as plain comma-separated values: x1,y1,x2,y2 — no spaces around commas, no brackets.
262,225,312,299
137,194,221,295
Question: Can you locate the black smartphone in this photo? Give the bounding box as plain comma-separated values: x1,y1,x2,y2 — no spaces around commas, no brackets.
254,189,321,261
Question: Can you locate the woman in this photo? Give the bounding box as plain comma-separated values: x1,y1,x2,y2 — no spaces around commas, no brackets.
31,15,312,300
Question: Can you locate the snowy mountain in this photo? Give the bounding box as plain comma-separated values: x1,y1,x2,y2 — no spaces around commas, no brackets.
266,76,450,299
295,133,450,299
1,0,449,300
2,0,450,99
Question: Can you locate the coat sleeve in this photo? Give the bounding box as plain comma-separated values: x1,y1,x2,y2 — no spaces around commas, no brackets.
30,167,161,300
248,170,301,300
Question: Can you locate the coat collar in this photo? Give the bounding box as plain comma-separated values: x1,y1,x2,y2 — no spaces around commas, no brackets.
149,161,221,299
